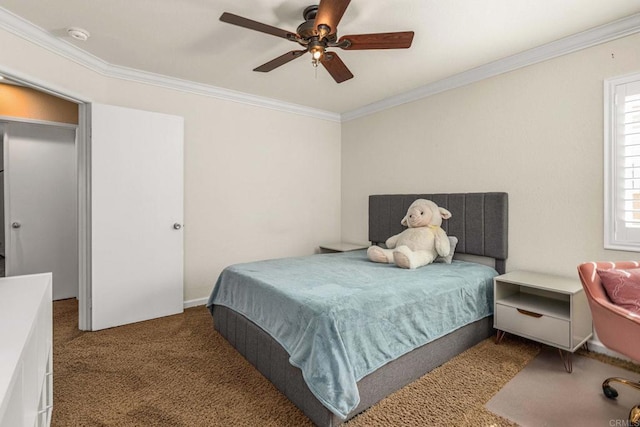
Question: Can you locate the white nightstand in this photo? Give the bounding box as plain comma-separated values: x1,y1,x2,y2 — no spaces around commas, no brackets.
493,270,593,372
319,242,369,253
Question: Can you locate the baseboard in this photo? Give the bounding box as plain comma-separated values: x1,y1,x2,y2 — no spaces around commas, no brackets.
587,337,633,362
183,297,208,309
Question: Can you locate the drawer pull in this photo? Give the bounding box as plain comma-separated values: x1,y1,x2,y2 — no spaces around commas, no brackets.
517,308,543,318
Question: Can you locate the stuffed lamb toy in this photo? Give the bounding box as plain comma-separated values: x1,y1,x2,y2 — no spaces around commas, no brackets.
367,199,452,269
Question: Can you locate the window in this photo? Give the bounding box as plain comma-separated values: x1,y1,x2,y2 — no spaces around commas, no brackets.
605,73,640,251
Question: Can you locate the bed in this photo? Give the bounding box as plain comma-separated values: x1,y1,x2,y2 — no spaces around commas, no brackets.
208,192,508,426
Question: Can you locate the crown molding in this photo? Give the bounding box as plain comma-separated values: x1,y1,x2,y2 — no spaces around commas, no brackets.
341,12,640,122
0,7,340,123
99,63,341,122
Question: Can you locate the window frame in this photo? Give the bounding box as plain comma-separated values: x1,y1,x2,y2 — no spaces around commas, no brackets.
604,72,640,251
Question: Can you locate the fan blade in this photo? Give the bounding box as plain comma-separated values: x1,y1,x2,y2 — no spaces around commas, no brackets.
339,31,414,50
314,0,351,35
254,50,307,72
220,12,295,39
321,52,353,83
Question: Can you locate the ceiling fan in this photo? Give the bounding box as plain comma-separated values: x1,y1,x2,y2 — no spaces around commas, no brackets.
220,0,415,83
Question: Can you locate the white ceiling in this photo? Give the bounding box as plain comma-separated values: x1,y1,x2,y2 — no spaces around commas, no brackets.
2,0,640,114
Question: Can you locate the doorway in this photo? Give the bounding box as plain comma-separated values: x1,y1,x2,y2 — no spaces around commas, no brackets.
0,81,80,301
2,121,78,299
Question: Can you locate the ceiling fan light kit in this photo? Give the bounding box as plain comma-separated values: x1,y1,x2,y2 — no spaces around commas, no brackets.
220,0,414,83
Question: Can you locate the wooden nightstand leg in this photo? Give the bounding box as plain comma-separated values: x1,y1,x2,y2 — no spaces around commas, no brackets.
558,349,573,373
495,330,506,344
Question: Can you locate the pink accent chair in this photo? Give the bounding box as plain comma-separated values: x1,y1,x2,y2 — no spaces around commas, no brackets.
577,261,640,427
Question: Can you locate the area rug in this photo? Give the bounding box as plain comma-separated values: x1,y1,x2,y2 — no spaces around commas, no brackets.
486,346,640,427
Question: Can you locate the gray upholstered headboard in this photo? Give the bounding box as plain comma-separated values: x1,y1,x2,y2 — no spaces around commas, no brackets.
369,192,508,274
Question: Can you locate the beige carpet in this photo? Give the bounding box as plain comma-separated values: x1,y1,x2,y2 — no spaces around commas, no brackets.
486,346,640,427
52,299,544,426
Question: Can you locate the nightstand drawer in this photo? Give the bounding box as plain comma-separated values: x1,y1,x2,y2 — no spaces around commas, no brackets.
495,303,570,348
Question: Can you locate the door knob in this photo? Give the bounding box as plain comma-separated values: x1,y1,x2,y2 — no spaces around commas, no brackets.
11,222,21,229
173,223,182,230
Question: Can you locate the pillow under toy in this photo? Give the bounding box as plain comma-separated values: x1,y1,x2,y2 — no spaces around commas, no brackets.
435,236,458,264
596,268,640,314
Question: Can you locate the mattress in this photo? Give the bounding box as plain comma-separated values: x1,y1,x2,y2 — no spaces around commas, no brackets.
207,249,497,419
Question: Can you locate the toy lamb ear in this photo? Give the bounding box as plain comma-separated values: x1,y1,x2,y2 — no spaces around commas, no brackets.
439,207,452,219
401,215,408,226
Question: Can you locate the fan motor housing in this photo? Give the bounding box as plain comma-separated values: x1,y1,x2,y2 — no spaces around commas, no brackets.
296,19,316,39
297,5,337,42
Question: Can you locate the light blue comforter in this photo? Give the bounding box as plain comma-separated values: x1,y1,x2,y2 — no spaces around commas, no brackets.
207,250,496,419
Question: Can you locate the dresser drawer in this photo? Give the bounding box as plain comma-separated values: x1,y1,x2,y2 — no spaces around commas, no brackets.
495,303,570,348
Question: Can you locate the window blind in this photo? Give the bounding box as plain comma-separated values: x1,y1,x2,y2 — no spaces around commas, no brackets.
606,77,640,250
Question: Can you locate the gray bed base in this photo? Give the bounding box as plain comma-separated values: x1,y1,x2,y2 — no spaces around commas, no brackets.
214,306,493,426
211,192,508,426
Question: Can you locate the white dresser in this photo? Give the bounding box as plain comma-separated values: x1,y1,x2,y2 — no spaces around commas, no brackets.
0,273,53,427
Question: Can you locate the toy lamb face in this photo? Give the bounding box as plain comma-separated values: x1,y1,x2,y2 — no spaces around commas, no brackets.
367,199,452,269
402,199,448,228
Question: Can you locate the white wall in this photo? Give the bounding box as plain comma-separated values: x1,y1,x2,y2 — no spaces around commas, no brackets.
341,32,640,279
0,28,342,302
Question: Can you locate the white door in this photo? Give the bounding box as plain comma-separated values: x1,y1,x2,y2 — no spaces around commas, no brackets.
90,103,184,330
3,122,78,300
